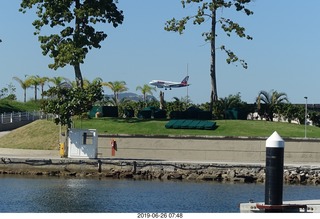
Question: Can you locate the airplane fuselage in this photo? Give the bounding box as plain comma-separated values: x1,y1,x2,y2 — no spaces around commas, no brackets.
149,76,190,90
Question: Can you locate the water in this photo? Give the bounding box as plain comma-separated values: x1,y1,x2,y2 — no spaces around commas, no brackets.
0,175,319,213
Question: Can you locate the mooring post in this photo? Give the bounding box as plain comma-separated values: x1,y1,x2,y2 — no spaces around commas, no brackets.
133,161,137,174
98,159,102,173
265,131,285,212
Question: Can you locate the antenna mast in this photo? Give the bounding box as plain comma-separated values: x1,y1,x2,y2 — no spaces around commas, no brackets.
187,64,189,105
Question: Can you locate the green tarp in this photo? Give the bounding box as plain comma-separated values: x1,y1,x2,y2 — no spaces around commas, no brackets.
165,120,216,130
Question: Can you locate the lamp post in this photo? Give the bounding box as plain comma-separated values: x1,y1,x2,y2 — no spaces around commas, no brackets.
304,96,308,138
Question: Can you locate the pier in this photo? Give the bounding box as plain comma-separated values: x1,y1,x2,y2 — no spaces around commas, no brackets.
240,132,320,213
240,200,320,213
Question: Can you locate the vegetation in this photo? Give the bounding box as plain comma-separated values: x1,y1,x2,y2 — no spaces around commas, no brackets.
12,76,29,103
0,78,317,129
102,81,128,106
0,120,60,150
136,84,157,103
41,81,103,128
0,118,319,150
0,83,16,101
0,2,317,152
256,90,289,121
165,0,254,111
0,99,40,113
48,76,71,87
73,117,320,138
19,0,124,88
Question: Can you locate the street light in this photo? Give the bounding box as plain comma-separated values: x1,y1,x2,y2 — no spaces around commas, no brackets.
304,96,308,138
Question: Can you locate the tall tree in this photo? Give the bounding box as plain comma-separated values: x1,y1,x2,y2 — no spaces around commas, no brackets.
26,75,41,101
256,90,289,121
136,84,156,103
42,81,103,128
19,0,124,88
37,76,49,99
102,81,128,105
12,76,31,102
165,0,253,112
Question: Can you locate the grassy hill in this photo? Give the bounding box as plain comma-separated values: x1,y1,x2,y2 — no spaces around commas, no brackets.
0,120,61,150
0,99,41,113
0,118,319,150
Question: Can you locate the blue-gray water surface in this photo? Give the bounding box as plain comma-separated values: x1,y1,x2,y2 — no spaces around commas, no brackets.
0,175,319,213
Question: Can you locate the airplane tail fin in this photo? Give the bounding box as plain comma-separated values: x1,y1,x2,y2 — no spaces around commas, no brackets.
181,76,189,85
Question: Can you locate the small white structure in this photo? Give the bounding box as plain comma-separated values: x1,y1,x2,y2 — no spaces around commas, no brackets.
67,129,98,158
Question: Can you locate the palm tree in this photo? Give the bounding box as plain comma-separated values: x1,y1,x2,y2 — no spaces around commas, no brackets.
71,78,91,88
12,76,30,102
37,76,49,99
26,75,42,101
171,97,184,111
48,76,71,87
102,81,128,105
136,84,156,103
256,90,289,121
217,93,243,119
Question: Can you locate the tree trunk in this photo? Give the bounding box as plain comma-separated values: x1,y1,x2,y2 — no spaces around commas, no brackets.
74,63,83,88
73,0,83,88
41,85,44,99
34,85,37,101
209,4,218,113
24,89,26,103
160,91,165,110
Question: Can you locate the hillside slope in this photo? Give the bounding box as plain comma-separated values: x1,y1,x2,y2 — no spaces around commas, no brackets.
0,120,60,150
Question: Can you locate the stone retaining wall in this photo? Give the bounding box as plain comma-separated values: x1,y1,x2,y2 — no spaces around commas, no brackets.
1,158,320,185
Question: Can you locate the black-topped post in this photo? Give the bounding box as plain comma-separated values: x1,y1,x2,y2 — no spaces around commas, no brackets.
265,131,285,212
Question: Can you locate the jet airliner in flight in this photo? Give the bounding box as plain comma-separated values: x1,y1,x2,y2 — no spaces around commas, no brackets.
149,76,190,90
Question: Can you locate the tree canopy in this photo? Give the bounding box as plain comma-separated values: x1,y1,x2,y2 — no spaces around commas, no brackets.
165,0,253,112
102,81,128,105
19,0,124,88
136,84,156,103
42,80,103,128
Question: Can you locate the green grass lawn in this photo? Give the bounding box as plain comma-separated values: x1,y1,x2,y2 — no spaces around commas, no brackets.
0,118,318,150
73,117,320,138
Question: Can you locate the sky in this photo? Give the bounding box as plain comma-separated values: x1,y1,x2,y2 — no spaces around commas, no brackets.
0,1,319,105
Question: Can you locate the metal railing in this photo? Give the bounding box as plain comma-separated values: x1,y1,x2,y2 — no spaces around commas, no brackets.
0,111,55,124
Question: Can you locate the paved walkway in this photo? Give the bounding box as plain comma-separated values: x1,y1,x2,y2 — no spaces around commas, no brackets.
0,148,60,159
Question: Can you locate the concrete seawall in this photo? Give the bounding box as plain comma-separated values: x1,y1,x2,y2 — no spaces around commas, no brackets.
96,134,320,164
1,133,320,185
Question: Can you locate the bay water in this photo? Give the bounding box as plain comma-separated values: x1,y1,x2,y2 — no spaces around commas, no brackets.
0,175,319,213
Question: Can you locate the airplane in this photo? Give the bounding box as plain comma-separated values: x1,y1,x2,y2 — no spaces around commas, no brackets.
149,76,190,90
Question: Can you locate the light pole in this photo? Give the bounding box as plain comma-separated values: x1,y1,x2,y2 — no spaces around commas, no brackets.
304,96,308,138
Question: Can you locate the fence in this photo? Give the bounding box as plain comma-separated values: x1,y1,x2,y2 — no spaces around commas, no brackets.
0,111,54,124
